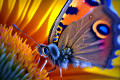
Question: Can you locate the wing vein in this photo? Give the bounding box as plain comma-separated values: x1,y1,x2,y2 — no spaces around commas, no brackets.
73,40,104,49
72,28,90,48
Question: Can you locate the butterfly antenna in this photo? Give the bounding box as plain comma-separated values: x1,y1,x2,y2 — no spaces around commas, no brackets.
13,24,40,47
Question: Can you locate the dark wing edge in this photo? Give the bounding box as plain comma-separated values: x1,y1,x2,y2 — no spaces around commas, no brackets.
48,0,72,44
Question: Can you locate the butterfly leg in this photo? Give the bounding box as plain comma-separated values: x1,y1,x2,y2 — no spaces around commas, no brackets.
59,68,63,80
40,60,47,72
37,56,40,64
48,66,56,73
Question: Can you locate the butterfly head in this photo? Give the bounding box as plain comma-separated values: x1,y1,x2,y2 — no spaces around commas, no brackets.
37,44,49,58
37,44,60,60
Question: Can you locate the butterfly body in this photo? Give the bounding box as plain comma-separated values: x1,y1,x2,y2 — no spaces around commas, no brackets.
38,43,71,69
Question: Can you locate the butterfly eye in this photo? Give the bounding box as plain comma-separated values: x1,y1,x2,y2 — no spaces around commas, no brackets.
42,47,49,57
37,44,49,58
93,20,111,38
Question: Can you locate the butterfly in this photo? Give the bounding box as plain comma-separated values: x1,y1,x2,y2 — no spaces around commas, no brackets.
13,0,120,79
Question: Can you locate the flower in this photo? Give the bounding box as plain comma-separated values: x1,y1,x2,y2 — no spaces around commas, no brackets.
0,0,120,80
0,0,66,80
0,25,49,80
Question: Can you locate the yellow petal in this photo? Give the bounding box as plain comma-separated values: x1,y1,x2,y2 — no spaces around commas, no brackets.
112,0,120,16
0,0,16,24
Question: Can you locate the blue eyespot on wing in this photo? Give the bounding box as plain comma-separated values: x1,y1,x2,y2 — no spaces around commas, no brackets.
97,24,110,35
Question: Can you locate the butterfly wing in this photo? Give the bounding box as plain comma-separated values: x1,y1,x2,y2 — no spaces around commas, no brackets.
58,5,120,68
48,0,98,44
